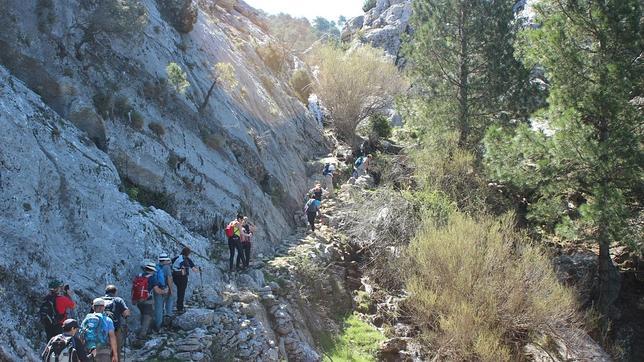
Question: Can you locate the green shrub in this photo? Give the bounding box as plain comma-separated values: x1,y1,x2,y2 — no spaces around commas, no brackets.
166,62,190,94
123,178,174,215
92,92,113,118
88,0,148,36
203,133,224,150
369,113,391,138
148,122,165,138
406,213,578,361
214,62,238,91
362,0,376,12
130,110,144,130
290,69,312,104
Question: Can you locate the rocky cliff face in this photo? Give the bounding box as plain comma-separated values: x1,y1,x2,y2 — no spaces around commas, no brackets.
341,0,413,65
0,0,326,359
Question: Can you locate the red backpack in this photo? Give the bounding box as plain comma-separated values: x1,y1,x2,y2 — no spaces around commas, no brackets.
225,223,234,238
131,274,150,304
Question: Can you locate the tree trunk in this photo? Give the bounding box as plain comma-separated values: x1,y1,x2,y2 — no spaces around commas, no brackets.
457,2,470,148
198,80,217,114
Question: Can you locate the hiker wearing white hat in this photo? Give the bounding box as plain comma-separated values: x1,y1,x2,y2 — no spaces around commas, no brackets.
131,261,166,347
156,252,174,328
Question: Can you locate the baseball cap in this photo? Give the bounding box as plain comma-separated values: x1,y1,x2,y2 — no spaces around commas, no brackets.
62,319,79,331
48,279,64,289
92,298,106,307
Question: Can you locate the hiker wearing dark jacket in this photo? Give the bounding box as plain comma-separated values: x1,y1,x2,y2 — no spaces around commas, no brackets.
42,318,91,362
226,214,246,272
40,280,64,340
304,195,322,232
241,217,255,268
102,285,130,360
172,247,198,313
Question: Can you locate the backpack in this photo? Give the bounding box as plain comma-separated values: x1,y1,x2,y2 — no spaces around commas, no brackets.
39,294,63,327
304,199,318,214
101,297,119,331
131,274,151,304
79,313,108,350
43,334,76,362
224,223,234,238
155,265,166,288
322,163,331,176
354,157,364,168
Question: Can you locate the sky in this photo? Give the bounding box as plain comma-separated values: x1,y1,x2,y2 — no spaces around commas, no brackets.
244,0,364,22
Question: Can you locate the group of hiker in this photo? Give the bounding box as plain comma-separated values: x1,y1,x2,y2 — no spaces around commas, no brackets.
303,154,372,232
225,214,256,272
40,247,199,362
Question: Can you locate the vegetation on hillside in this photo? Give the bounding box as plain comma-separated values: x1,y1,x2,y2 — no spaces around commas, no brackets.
308,44,406,142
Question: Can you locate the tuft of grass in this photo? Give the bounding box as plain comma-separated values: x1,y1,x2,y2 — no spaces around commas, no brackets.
148,122,165,138
321,313,385,362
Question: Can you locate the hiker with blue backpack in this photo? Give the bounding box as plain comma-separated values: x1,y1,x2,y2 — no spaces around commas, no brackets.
157,253,175,326
131,262,166,347
304,194,322,232
353,154,372,178
80,298,118,362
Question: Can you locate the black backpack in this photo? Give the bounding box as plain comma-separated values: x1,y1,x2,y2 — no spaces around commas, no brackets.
39,294,62,327
101,297,120,331
322,163,331,176
42,334,77,362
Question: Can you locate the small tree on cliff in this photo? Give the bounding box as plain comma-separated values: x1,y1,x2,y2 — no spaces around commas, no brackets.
484,0,642,325
309,44,406,142
166,62,190,94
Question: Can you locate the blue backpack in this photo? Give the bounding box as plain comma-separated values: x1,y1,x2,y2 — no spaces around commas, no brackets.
155,264,166,288
80,313,108,350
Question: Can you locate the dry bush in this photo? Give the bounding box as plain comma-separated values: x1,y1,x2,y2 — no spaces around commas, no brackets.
337,188,420,291
256,42,287,73
406,212,579,361
290,68,312,104
148,122,165,138
308,44,406,142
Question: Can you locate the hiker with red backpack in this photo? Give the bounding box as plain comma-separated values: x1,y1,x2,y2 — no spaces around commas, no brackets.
171,247,198,313
42,318,91,362
80,298,118,362
131,262,166,346
40,280,66,340
225,214,246,272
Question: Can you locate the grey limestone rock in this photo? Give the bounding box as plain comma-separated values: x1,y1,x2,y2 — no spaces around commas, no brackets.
173,308,216,331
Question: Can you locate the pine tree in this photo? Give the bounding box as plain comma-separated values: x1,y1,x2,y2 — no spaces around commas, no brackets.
485,0,643,322
405,0,534,149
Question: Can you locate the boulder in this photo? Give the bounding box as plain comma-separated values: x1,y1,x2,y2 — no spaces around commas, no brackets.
172,308,216,331
156,0,198,33
68,100,107,150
